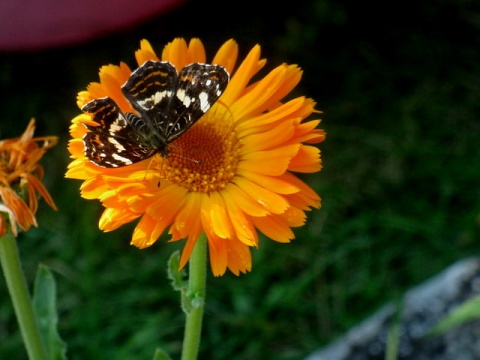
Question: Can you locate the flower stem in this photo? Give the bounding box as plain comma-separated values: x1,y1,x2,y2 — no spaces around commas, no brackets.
0,233,47,360
181,232,207,360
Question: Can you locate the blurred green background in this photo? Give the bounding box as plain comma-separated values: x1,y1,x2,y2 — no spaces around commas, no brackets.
1,0,480,359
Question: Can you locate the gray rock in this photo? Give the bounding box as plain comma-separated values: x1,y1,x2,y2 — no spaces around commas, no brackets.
306,257,480,360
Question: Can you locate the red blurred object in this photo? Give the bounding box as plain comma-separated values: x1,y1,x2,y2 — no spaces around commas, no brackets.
0,0,185,51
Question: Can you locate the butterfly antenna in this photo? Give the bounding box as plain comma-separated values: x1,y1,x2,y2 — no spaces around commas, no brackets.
142,156,157,182
170,152,204,165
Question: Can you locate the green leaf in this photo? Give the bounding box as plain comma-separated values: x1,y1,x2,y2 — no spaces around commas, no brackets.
167,250,187,292
426,295,480,337
167,251,191,313
32,264,67,360
152,348,172,360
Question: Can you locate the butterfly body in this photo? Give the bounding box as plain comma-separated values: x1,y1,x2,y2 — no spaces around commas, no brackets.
81,61,229,168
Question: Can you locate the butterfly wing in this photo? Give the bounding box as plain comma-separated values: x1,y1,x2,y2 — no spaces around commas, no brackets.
82,97,157,168
166,63,229,142
121,61,177,138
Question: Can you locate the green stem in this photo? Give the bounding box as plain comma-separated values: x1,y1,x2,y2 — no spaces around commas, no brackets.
181,232,207,360
0,233,47,360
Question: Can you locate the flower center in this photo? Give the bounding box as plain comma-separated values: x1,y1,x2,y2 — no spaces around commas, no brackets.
158,103,240,193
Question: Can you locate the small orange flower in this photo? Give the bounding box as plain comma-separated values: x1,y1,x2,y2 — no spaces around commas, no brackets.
66,38,325,276
0,119,58,237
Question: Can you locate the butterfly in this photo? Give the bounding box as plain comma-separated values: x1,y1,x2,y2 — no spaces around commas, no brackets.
81,60,229,168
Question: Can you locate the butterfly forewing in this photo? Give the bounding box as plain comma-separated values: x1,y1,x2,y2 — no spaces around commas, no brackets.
82,60,230,168
121,61,177,133
166,63,229,141
82,97,156,167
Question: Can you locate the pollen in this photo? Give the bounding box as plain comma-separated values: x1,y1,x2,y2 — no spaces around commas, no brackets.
159,103,240,192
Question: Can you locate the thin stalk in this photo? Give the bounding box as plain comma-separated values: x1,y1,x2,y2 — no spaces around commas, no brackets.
180,232,207,360
0,233,47,360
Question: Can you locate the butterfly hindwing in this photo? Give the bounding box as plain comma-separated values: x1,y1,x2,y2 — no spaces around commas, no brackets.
81,97,157,168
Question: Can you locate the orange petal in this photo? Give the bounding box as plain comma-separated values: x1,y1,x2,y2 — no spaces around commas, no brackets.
178,231,201,270
259,64,302,111
1,187,36,232
239,119,295,153
236,97,307,135
80,177,109,199
173,191,203,240
201,222,228,276
226,240,252,275
233,176,289,214
291,120,325,145
239,144,300,176
99,207,140,232
146,185,188,217
65,159,87,180
135,39,160,65
98,67,132,112
212,39,238,75
282,172,321,209
126,186,187,240
202,191,233,239
280,206,307,227
68,138,85,159
221,189,258,246
187,38,206,63
231,65,288,121
223,183,269,217
131,214,163,248
221,44,266,107
175,193,205,270
252,214,294,243
238,171,299,195
288,145,321,173
24,173,57,211
162,38,189,70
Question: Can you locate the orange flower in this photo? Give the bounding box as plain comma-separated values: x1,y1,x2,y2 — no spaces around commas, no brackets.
66,38,325,276
0,119,58,237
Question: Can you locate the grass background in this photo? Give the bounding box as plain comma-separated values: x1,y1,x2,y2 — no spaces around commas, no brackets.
1,0,480,359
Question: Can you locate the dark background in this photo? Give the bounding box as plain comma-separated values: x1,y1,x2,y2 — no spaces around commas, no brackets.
1,0,480,359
